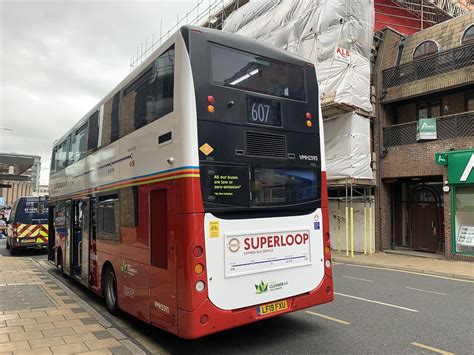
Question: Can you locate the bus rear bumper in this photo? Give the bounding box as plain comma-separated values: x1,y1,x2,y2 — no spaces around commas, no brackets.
177,275,333,339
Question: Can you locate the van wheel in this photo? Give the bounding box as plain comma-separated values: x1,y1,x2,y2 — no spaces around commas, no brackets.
103,266,119,315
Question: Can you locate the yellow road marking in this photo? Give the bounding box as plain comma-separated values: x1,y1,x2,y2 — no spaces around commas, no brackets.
335,292,418,312
305,311,350,325
411,342,454,354
406,287,447,296
335,263,474,283
342,275,374,283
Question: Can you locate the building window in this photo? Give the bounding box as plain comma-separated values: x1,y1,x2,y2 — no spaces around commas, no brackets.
461,25,474,45
454,186,474,255
466,92,474,112
413,40,439,59
417,99,441,119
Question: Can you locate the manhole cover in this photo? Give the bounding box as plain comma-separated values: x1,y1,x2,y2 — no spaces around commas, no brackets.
0,284,54,311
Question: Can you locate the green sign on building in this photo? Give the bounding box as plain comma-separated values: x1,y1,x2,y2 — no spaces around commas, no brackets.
416,118,437,141
447,150,474,185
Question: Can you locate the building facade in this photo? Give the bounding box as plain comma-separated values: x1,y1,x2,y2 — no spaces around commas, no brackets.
374,12,473,259
0,153,41,206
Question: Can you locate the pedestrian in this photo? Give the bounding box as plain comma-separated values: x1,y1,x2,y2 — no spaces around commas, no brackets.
0,213,6,239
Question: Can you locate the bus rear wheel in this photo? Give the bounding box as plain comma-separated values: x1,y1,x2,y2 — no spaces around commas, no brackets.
103,266,119,315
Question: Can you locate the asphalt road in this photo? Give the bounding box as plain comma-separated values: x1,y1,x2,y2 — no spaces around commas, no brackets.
1,238,473,354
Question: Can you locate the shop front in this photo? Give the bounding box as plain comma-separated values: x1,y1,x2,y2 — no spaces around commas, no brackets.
436,149,474,257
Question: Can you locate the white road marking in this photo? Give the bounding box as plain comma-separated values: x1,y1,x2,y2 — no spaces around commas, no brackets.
335,292,418,312
406,287,447,296
411,342,454,354
334,263,474,283
341,275,374,283
305,311,350,325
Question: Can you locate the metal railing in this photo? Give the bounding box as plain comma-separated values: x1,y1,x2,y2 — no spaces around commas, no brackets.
383,111,474,148
382,43,474,89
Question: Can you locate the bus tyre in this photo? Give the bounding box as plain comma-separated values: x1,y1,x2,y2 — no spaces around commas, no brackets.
103,266,119,315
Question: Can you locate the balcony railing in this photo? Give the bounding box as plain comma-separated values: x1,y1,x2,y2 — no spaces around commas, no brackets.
382,43,474,89
384,111,474,148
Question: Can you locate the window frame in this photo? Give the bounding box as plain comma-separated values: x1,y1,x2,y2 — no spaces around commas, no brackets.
413,40,440,60
461,24,474,45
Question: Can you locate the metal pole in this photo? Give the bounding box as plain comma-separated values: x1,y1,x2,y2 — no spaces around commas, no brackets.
337,196,341,256
350,183,354,258
364,188,367,255
370,195,373,255
345,181,349,257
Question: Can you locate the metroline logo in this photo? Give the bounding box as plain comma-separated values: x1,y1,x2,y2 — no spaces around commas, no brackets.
244,233,309,251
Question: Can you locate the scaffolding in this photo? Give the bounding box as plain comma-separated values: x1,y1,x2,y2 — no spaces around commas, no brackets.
129,0,246,71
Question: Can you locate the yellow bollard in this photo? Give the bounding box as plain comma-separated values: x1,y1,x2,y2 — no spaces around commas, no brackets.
337,207,341,255
369,206,373,255
350,207,354,258
345,207,349,257
364,207,367,255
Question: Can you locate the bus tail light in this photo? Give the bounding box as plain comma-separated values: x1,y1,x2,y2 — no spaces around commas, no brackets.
306,112,312,119
324,246,330,255
193,246,203,257
207,95,214,103
194,263,204,275
195,281,205,292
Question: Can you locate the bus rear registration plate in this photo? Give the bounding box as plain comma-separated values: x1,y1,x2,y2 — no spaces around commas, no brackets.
257,300,288,316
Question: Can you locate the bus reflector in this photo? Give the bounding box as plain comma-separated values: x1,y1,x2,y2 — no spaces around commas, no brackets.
195,281,205,292
200,314,209,324
306,120,312,127
194,263,204,275
193,246,203,257
207,95,214,103
208,105,215,113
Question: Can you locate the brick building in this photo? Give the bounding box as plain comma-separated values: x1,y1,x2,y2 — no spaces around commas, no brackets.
373,12,473,259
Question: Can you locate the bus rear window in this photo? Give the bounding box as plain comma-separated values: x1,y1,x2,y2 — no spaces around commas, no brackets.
16,200,48,224
210,43,306,101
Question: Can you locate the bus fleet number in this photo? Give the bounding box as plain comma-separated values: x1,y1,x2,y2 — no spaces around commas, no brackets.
251,103,270,123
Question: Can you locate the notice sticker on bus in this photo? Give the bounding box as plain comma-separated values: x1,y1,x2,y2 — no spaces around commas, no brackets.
209,221,220,238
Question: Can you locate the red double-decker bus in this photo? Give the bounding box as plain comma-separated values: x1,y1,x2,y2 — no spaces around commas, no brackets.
48,26,333,339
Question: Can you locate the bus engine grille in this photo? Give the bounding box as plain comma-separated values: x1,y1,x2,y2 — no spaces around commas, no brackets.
245,131,287,159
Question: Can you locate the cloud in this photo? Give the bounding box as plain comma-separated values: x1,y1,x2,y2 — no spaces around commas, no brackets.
1,0,196,184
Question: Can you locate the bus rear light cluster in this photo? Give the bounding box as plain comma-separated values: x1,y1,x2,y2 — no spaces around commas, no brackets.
207,95,215,113
195,281,205,292
306,112,312,127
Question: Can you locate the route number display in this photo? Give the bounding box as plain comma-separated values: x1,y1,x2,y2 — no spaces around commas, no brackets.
246,96,281,127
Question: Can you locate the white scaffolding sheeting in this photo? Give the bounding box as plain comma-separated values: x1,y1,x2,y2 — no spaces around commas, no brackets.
324,112,373,180
223,0,374,112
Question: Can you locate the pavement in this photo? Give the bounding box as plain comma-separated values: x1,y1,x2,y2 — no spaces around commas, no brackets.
0,256,147,355
332,251,474,280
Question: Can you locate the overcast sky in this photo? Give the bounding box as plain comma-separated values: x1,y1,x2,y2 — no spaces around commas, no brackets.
0,0,199,184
